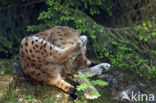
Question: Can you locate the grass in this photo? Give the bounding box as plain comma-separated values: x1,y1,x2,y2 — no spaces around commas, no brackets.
5,88,17,103
4,80,56,103
0,60,13,74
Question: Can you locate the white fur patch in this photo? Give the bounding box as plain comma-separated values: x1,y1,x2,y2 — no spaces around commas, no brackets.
99,63,111,70
80,35,87,42
90,66,103,75
87,59,92,65
90,63,111,75
78,63,111,76
32,36,63,51
80,35,87,55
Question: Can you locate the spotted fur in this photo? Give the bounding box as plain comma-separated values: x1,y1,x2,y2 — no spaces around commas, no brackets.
19,26,94,95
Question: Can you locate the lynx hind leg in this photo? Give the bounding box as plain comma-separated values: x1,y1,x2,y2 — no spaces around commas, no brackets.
78,63,111,76
67,63,111,83
37,64,77,94
47,72,77,94
25,63,76,94
99,63,111,71
48,76,77,94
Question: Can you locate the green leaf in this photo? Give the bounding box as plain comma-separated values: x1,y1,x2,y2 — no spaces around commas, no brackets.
90,91,101,97
152,32,156,36
91,80,108,86
76,83,92,91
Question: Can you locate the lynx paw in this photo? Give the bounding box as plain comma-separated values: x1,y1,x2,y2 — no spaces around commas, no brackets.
89,63,111,76
80,35,87,44
78,35,87,48
99,63,111,71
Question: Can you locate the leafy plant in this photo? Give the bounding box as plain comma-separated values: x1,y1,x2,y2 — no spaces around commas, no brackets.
100,21,156,80
74,73,108,101
27,0,155,81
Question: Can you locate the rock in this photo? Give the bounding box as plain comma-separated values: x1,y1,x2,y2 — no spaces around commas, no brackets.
113,84,156,103
98,73,121,86
113,85,140,101
13,62,25,78
0,75,14,101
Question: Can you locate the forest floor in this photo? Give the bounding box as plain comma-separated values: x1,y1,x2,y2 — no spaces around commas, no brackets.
0,59,156,103
0,59,120,103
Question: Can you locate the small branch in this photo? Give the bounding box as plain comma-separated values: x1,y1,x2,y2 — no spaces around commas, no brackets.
105,27,131,31
110,29,124,40
143,64,151,70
